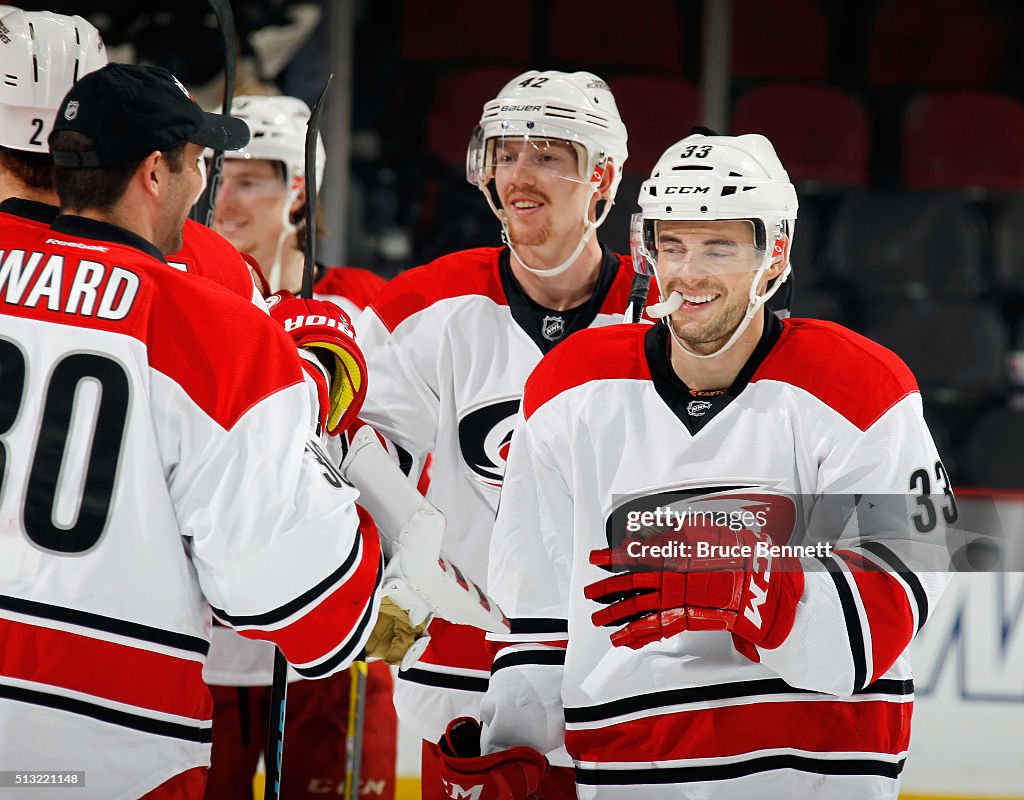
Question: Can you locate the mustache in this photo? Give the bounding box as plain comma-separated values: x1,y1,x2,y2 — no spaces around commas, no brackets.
503,187,551,206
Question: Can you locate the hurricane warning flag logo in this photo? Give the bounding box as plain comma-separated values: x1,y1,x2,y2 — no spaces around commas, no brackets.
458,398,520,488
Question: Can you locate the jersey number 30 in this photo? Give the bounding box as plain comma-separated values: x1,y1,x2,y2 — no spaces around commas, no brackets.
0,338,129,554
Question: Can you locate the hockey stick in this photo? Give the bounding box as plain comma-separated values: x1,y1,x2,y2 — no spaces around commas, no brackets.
624,272,651,323
264,649,288,800
299,74,333,299
191,0,236,227
343,660,368,800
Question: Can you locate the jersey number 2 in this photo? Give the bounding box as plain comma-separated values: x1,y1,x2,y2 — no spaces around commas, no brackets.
0,338,129,553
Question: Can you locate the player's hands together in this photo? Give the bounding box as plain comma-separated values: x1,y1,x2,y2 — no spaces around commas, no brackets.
268,292,367,435
437,717,547,800
584,523,804,656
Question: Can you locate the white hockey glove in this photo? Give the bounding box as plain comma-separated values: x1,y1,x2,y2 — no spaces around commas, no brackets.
340,426,510,668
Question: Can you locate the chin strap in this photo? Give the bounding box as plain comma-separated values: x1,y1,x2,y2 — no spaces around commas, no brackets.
267,182,303,291
479,176,613,279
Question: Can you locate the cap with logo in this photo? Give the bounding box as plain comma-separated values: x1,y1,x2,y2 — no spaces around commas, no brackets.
49,63,249,167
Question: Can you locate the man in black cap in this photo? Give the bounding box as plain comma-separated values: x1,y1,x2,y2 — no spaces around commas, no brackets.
0,63,383,799
47,62,250,255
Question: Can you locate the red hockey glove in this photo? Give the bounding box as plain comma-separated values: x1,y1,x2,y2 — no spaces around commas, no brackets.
437,718,547,800
268,292,367,435
584,523,804,655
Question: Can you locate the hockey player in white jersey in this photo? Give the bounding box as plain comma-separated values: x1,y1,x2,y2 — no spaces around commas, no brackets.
198,93,398,800
442,133,954,799
0,64,381,799
356,69,658,798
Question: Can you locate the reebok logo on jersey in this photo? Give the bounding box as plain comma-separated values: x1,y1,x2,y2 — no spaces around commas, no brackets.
45,237,107,252
458,398,520,488
687,399,712,417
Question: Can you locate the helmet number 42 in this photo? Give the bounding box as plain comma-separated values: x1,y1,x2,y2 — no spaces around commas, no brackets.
518,76,550,88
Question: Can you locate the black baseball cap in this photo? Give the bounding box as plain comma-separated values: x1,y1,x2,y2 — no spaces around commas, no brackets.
49,63,250,167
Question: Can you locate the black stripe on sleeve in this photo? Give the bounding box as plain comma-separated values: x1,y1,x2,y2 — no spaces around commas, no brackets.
292,557,384,679
507,618,569,636
0,594,208,655
575,753,905,785
0,683,212,743
563,677,913,725
211,527,364,627
491,647,566,674
397,668,490,694
819,555,868,692
859,541,930,633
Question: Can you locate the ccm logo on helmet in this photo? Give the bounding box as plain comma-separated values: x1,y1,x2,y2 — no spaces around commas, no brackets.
458,398,520,488
500,105,542,112
664,186,711,194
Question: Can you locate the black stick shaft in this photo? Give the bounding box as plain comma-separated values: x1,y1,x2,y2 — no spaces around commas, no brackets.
264,649,289,800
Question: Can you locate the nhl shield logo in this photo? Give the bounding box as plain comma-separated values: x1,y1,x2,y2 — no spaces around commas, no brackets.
541,315,565,342
686,399,712,417
64,100,79,120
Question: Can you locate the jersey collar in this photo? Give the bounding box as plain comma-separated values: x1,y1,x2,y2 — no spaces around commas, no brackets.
499,243,620,354
50,214,167,263
645,312,783,435
0,197,58,224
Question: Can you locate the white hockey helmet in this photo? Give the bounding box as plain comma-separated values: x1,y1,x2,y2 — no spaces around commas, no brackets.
467,70,629,199
223,95,326,191
0,8,108,153
466,71,628,278
633,132,799,358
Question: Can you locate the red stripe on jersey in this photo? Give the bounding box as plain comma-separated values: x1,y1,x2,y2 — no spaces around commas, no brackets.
565,698,912,764
522,324,650,419
0,618,210,720
315,266,387,311
367,248,505,333
239,521,382,664
834,550,915,684
754,319,919,432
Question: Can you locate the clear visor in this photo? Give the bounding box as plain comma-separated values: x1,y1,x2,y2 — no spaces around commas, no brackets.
630,215,769,278
467,124,600,187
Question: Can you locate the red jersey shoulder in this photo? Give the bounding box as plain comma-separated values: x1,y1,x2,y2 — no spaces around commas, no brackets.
145,263,303,429
524,323,650,420
166,219,255,302
754,318,919,431
368,247,505,332
314,266,387,311
597,252,660,317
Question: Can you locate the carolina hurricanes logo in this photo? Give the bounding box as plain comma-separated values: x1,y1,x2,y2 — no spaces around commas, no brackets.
601,483,798,554
458,398,520,488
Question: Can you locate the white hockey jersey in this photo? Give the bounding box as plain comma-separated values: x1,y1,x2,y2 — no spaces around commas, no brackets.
482,315,952,799
0,215,382,799
356,245,658,739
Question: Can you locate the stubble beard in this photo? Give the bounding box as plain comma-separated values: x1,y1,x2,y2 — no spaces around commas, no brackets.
666,282,748,355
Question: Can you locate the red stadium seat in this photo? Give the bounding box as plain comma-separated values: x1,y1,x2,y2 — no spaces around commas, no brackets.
548,0,683,73
869,0,1006,87
902,91,1024,191
732,84,869,187
610,75,702,175
400,1,533,65
731,0,829,82
426,67,523,169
